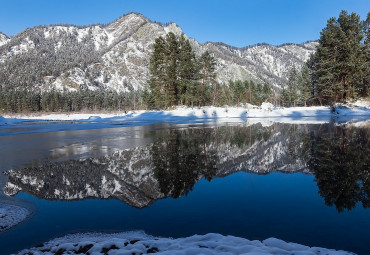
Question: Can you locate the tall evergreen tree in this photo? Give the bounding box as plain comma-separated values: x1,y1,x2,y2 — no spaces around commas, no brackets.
358,12,370,98
178,35,199,105
149,36,168,108
165,32,179,107
297,64,313,106
198,51,216,105
337,11,364,102
286,67,299,106
315,16,345,105
314,11,366,104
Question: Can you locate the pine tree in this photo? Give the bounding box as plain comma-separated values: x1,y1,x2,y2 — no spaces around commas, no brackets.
337,11,364,102
286,67,299,106
357,12,370,98
314,11,366,104
178,35,199,105
315,17,345,104
232,80,245,105
262,83,271,103
243,80,252,104
165,32,179,107
149,36,168,108
297,64,313,106
198,51,216,105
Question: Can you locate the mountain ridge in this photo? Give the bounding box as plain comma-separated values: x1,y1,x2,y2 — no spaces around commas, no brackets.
0,12,318,93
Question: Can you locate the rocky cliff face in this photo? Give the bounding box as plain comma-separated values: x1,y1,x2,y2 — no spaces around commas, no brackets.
0,13,317,92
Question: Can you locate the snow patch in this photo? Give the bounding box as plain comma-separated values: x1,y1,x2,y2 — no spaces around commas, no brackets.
15,231,354,255
0,203,30,232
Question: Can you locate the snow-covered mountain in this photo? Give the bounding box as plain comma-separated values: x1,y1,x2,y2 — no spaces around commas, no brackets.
0,13,317,93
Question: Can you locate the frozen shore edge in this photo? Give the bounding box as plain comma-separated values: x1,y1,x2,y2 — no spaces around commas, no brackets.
15,231,355,255
1,103,370,127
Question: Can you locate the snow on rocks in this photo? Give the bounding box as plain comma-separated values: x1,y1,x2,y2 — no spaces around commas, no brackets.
15,231,354,255
0,203,30,232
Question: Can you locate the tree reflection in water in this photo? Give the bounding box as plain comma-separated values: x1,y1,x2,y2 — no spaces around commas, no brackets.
151,129,219,198
3,122,370,212
151,125,273,198
309,124,370,212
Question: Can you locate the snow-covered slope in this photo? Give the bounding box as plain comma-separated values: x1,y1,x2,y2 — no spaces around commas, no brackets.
0,31,10,47
0,12,317,92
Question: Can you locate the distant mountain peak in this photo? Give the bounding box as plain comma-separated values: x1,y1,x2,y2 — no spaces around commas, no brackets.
109,12,150,26
164,22,184,36
0,12,317,92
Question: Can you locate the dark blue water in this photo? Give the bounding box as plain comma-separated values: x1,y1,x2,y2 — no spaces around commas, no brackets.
0,122,369,254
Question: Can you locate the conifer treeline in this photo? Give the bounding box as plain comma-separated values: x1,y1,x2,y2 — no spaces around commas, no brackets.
282,64,312,107
0,80,272,113
0,90,144,113
284,11,370,106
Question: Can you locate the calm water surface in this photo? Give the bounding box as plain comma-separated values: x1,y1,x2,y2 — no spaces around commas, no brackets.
0,122,369,254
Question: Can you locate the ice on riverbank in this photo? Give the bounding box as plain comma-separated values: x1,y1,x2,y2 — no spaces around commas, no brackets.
15,231,354,255
0,203,30,232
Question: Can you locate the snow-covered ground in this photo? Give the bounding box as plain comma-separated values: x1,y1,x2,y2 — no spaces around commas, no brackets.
1,102,370,128
15,231,353,255
0,202,30,232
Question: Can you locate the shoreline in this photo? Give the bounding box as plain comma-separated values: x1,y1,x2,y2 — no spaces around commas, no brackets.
15,231,355,255
1,103,369,126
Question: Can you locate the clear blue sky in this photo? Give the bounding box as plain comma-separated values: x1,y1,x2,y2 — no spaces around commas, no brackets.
0,0,369,47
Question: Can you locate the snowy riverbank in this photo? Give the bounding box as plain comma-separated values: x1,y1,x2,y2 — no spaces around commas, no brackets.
0,202,30,232
1,102,370,127
15,231,354,255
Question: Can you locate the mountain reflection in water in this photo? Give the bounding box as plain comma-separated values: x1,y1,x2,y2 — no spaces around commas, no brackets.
4,122,370,212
